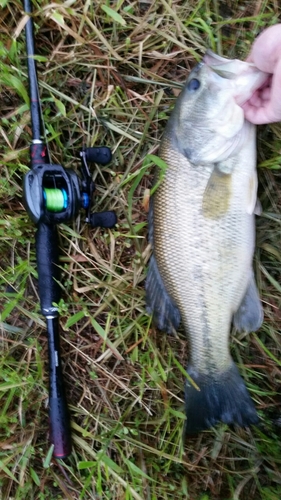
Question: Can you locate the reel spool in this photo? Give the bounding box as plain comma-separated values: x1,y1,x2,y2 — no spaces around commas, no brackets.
43,188,68,212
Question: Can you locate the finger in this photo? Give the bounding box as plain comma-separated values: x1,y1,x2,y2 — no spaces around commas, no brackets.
248,87,271,106
268,56,281,113
243,102,281,124
243,52,281,124
248,91,263,107
249,24,281,73
259,87,271,101
245,54,254,63
243,106,271,124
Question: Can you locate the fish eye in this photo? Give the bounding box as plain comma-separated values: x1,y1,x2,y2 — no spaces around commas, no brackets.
187,78,200,91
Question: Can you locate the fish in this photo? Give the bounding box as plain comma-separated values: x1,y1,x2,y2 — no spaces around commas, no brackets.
146,51,267,434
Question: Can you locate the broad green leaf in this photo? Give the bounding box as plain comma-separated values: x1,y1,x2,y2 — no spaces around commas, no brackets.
124,459,152,480
168,408,186,419
53,96,66,117
51,11,65,26
30,467,40,486
90,317,123,360
1,299,18,322
0,461,18,482
31,55,48,62
128,165,148,218
0,74,29,104
172,356,200,390
78,461,97,470
253,334,281,368
101,5,126,26
97,452,123,474
65,310,85,328
43,445,54,468
145,154,168,172
0,382,27,391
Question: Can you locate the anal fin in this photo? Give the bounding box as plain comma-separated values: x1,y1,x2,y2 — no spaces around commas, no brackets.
233,273,263,333
145,254,181,334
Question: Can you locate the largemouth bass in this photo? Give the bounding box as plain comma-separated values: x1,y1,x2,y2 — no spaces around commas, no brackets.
146,52,267,434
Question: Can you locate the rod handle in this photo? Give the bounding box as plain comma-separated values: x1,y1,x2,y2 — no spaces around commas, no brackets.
35,223,61,315
46,317,72,459
35,226,72,458
49,398,72,460
49,397,72,459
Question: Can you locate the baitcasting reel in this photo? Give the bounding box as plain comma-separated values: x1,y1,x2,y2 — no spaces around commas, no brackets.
23,145,117,228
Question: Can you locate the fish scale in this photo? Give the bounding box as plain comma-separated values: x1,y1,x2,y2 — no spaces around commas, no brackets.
155,136,254,371
146,55,266,433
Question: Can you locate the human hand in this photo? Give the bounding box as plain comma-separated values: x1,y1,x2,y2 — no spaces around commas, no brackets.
242,24,281,124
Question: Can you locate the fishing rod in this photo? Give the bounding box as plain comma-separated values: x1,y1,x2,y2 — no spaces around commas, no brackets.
22,0,117,458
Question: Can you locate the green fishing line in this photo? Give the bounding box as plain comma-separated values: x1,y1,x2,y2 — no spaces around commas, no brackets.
43,188,67,212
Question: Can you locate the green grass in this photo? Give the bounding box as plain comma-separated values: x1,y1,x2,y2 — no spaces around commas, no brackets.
1,0,281,498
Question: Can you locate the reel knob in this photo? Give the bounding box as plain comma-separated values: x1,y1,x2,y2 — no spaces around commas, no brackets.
90,211,117,228
84,147,112,165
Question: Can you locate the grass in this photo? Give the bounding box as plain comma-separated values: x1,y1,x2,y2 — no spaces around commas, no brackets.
0,0,281,498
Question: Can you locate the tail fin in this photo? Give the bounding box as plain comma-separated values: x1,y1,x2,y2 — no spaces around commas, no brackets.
184,362,259,435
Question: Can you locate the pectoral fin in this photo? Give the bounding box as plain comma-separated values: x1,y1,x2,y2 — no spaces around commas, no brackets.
202,167,232,219
254,198,262,216
233,273,263,333
146,254,181,334
247,171,258,215
148,197,154,244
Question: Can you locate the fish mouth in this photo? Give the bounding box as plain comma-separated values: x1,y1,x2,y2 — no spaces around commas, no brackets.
203,50,254,80
203,50,238,79
203,49,269,106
